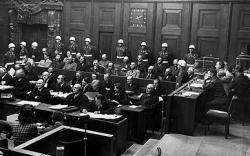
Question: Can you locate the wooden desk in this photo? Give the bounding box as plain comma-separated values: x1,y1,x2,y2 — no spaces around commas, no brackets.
13,126,115,156
120,105,146,143
0,99,128,156
167,78,205,135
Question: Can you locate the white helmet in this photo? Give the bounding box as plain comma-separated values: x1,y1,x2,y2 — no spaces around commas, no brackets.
31,42,38,47
20,41,26,47
85,38,91,42
141,42,147,46
69,36,75,41
8,43,15,49
42,48,47,52
55,36,61,40
189,45,195,49
178,60,186,67
118,39,124,44
161,43,168,47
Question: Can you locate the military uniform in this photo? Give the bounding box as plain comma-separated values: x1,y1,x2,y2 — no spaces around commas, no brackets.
116,46,127,64
158,50,173,66
19,47,28,59
29,49,42,62
82,44,97,65
68,43,79,56
53,42,65,57
3,50,16,64
184,52,198,66
138,48,151,66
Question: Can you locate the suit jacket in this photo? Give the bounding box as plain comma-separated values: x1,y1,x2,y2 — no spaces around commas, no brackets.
140,93,159,109
52,60,65,69
7,77,31,99
125,82,138,95
76,63,89,72
153,63,167,77
108,91,129,106
137,61,147,77
54,83,72,93
229,74,250,97
143,72,157,79
176,68,189,86
65,91,90,110
90,66,105,74
28,87,51,103
204,77,227,101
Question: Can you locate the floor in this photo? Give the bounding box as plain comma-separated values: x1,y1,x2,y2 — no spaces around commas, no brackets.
122,120,250,156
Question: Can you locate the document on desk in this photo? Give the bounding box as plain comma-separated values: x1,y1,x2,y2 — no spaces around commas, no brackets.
129,105,139,108
48,104,68,110
79,112,122,120
16,100,40,107
50,92,70,99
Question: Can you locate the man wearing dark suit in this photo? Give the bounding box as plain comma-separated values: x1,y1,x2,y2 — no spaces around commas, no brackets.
53,75,72,93
28,79,50,103
153,57,167,79
124,76,138,95
176,60,189,88
90,60,105,74
65,84,90,111
108,83,129,106
229,65,250,119
100,73,114,95
6,69,30,99
24,62,38,82
136,55,147,77
203,67,227,111
144,66,157,79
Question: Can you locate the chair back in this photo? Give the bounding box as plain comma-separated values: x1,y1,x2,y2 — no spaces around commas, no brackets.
227,94,239,114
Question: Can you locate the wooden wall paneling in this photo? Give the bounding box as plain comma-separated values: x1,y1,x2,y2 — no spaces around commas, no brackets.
123,3,154,62
154,2,191,60
0,2,9,57
93,2,121,61
64,1,91,47
190,3,230,60
228,4,250,63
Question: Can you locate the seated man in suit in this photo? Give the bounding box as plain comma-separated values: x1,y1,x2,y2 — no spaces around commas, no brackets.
153,78,165,96
65,84,90,112
119,56,130,73
63,57,77,71
88,94,115,114
41,71,56,90
100,73,114,95
203,67,227,111
99,54,111,69
144,66,157,79
53,75,72,93
38,54,52,68
126,62,140,78
90,60,105,74
124,76,138,95
6,69,30,99
176,60,189,88
24,62,38,83
107,83,129,106
153,57,167,79
82,77,92,93
136,55,147,77
0,67,12,85
69,71,83,86
27,79,50,103
138,84,159,130
229,65,250,119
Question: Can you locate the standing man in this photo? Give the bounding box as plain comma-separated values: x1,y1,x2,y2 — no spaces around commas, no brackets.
159,42,173,66
137,42,151,66
184,45,198,67
68,36,79,55
53,36,65,57
116,39,127,64
82,37,97,64
3,43,16,64
30,42,41,62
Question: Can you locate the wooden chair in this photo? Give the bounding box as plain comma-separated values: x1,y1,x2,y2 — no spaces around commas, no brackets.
204,95,238,139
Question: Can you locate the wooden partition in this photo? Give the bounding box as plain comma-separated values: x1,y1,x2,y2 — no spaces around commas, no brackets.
34,66,176,95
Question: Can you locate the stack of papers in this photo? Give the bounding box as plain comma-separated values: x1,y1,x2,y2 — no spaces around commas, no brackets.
48,104,68,110
80,112,122,120
16,100,40,107
129,105,139,108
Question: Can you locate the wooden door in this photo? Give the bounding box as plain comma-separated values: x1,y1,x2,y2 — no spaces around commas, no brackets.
22,24,48,52
123,3,154,62
190,3,230,60
92,2,121,61
229,4,250,63
64,1,91,48
155,3,191,60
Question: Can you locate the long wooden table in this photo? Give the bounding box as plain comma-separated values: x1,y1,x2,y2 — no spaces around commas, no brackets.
167,78,205,135
0,99,128,156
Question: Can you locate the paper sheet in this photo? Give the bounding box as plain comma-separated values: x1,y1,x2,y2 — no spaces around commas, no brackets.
48,104,68,110
79,112,122,120
16,100,40,107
